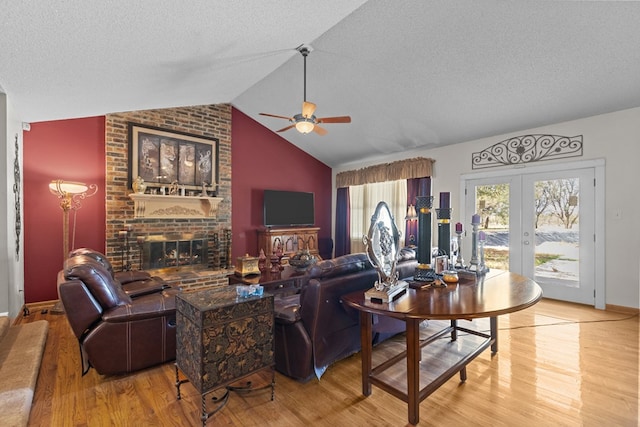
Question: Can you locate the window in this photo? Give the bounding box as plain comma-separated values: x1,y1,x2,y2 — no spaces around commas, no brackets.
349,180,407,252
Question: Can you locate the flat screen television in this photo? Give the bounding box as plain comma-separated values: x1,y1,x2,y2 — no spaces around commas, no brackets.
264,189,315,227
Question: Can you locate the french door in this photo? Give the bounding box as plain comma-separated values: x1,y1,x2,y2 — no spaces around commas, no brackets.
464,163,601,306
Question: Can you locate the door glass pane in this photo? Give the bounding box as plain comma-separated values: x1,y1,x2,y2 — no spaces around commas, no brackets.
533,178,580,287
475,183,510,270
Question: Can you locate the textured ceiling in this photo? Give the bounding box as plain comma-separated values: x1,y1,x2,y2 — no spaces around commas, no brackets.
2,1,640,167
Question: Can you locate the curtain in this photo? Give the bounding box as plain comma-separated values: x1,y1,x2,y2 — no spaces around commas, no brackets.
336,157,434,187
405,179,419,247
405,177,431,247
349,180,407,253
334,187,350,257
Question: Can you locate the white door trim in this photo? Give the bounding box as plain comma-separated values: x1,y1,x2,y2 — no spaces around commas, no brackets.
460,158,605,309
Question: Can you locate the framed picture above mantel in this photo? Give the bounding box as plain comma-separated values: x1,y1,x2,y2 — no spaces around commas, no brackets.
128,122,219,194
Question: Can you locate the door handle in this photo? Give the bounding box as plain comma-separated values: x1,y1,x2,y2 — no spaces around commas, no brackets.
523,241,530,245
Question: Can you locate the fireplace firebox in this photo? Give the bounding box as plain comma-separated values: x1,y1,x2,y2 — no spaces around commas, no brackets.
142,234,208,271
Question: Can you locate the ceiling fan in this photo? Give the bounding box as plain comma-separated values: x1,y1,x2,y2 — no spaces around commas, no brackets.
260,46,351,136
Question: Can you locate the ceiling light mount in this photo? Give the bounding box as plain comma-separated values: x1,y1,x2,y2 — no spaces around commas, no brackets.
296,44,313,55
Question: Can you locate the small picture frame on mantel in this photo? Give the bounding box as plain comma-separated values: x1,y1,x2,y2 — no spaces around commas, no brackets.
127,122,219,195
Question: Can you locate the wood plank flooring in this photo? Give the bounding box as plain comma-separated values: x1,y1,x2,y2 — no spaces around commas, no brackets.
18,298,639,426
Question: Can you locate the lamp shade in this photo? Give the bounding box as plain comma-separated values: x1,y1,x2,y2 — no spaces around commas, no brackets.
405,204,417,220
49,180,88,196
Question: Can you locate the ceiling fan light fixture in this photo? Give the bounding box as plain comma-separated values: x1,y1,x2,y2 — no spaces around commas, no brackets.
295,118,315,134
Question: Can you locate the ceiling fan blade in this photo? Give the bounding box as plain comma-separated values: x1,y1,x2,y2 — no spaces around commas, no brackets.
259,112,293,120
276,124,296,133
302,101,316,118
316,116,352,124
312,125,328,136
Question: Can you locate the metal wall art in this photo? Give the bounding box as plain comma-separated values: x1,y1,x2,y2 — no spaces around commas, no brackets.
472,134,583,169
13,133,21,259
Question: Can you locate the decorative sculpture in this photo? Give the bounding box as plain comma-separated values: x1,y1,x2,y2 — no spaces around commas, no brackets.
363,201,408,303
132,176,147,194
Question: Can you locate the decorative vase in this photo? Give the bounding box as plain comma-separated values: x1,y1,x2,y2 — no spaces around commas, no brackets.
258,249,267,272
270,255,280,274
132,176,147,194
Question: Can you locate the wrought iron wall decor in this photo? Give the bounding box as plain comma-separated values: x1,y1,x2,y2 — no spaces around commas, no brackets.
13,134,21,260
471,134,583,169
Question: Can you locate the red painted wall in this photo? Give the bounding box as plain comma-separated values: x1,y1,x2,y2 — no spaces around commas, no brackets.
23,117,106,303
21,109,331,303
231,108,332,259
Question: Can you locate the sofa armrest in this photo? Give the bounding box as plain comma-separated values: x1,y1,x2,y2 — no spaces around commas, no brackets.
298,279,322,334
299,268,380,376
121,278,170,298
274,294,301,324
114,270,152,284
102,292,176,323
59,280,103,339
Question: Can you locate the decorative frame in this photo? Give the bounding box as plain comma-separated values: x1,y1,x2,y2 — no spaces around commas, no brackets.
472,134,583,169
128,123,219,193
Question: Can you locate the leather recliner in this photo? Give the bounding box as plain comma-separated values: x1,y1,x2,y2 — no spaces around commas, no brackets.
67,247,170,298
58,251,179,375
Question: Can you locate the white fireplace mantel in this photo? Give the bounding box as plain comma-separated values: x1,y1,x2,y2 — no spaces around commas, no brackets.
129,193,223,219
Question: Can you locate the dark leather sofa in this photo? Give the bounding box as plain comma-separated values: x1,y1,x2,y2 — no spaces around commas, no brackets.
274,249,418,382
58,248,180,375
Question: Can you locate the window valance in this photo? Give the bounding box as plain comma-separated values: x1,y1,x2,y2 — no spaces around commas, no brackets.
336,157,434,188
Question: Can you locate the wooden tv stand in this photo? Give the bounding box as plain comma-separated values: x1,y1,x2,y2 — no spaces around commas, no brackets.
257,227,320,258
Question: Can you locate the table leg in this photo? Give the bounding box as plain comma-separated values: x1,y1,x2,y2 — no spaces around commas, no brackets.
459,366,467,382
270,368,276,401
490,316,498,354
175,363,181,400
201,394,208,426
359,311,373,396
407,318,420,425
175,363,189,400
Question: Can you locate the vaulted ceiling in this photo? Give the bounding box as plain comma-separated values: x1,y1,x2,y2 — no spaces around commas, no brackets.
2,1,640,167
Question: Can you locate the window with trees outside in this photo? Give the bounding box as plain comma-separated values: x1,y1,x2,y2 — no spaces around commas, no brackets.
476,178,581,272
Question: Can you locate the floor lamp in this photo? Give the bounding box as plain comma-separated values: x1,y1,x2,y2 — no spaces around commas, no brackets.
49,180,98,260
49,180,97,314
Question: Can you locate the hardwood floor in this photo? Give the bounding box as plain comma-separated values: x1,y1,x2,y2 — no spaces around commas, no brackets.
19,298,639,426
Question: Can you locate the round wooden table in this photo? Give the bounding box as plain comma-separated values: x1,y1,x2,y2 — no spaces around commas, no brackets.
342,270,542,425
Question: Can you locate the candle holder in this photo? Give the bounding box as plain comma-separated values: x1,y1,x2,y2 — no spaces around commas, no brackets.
454,230,465,269
468,221,480,273
436,208,451,257
478,238,489,274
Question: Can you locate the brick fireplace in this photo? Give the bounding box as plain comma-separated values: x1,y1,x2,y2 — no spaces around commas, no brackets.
105,104,233,290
